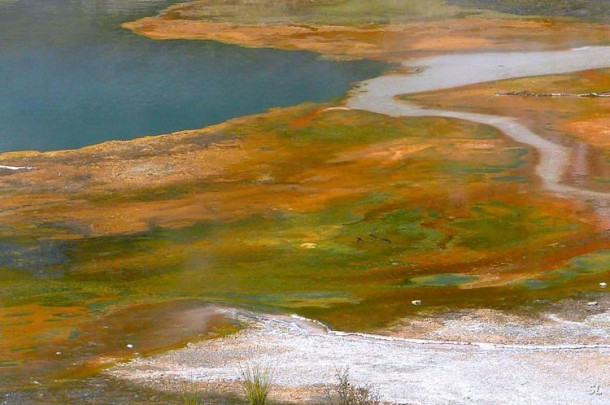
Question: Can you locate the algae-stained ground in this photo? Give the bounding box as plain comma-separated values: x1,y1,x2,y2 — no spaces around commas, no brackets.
402,68,610,192
1,100,608,387
3,0,610,394
124,0,610,61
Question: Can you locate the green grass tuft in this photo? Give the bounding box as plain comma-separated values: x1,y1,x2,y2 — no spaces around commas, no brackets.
239,364,273,405
181,390,205,405
180,380,206,405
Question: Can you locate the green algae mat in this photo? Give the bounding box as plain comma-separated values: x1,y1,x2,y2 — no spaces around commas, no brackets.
2,104,608,390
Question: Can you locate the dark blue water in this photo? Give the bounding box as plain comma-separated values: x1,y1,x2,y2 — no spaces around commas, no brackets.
0,0,387,152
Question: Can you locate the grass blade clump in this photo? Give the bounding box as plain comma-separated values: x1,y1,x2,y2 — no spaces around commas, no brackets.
180,379,206,405
239,364,273,405
181,390,205,405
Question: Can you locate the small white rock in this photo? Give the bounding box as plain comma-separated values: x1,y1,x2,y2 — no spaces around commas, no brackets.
411,300,422,306
600,282,607,288
126,344,134,349
587,301,599,306
55,351,61,355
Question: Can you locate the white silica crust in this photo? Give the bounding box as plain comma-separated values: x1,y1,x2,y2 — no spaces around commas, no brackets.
111,309,610,404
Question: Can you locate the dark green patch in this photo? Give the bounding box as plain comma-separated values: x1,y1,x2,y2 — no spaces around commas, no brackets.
165,0,481,25
3,320,32,327
251,292,360,309
449,0,610,22
68,330,81,340
87,300,120,313
10,345,39,353
447,148,528,175
259,112,500,147
493,175,527,182
40,292,99,307
523,279,549,290
3,311,33,318
452,201,578,250
87,182,209,204
522,250,610,289
37,222,92,238
405,273,478,287
338,208,442,252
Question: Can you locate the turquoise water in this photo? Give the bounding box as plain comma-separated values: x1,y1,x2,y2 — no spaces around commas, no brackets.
0,0,387,152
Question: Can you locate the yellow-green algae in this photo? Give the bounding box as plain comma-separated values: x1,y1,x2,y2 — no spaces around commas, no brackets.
158,0,476,26
0,103,607,388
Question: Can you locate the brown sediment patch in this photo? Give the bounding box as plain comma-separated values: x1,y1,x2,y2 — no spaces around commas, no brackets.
123,16,610,61
410,34,493,51
0,304,86,365
0,104,535,237
0,125,246,194
289,107,324,128
403,68,610,192
0,112,270,236
0,300,237,389
565,118,610,148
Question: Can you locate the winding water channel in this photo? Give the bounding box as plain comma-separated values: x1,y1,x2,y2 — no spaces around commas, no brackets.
110,47,610,405
347,46,610,220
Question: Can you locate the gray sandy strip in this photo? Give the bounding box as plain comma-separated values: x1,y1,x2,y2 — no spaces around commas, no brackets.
110,309,610,404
